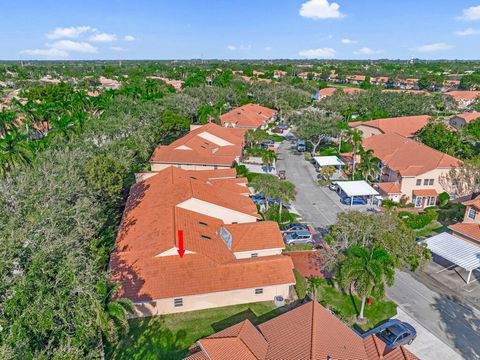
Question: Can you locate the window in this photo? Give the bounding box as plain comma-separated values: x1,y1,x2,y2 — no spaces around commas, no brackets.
255,288,263,294
201,235,211,240
174,298,183,307
468,207,476,220
423,179,429,185
428,179,434,186
416,179,422,186
428,196,436,206
251,253,258,258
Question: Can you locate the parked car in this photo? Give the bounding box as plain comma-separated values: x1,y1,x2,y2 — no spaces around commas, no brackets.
297,139,306,152
284,230,314,246
251,194,266,204
281,223,309,234
341,196,367,205
362,319,416,348
328,183,338,191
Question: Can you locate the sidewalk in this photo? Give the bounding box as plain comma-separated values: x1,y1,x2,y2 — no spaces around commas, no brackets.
394,307,462,360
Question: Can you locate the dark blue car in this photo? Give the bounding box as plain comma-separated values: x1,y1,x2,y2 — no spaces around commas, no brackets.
362,319,416,348
341,196,367,205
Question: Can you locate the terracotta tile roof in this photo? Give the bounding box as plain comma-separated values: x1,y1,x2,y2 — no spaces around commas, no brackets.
463,195,480,208
150,123,247,166
350,115,430,138
225,221,285,252
452,112,480,123
363,133,461,176
284,251,326,278
209,177,250,195
188,301,418,360
372,76,389,83
184,351,209,360
349,75,366,81
446,91,480,101
110,167,295,301
220,104,277,128
412,189,438,197
319,87,363,97
376,182,402,194
449,223,480,242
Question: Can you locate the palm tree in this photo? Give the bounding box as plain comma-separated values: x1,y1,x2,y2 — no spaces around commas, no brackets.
357,148,381,182
276,180,296,221
347,129,363,179
261,150,276,172
0,133,33,177
307,276,323,300
95,280,135,358
339,245,395,321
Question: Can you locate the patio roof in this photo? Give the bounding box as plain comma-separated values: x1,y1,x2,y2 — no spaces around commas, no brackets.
335,180,379,197
424,232,480,282
313,156,345,167
413,189,438,197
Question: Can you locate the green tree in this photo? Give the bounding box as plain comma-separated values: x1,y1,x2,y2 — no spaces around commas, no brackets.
357,148,381,181
319,165,335,181
261,150,277,172
339,245,395,321
85,155,126,203
418,121,473,159
0,133,33,177
346,129,363,178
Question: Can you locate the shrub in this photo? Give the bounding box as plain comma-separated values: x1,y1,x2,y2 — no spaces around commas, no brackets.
439,192,450,206
398,208,438,229
293,269,307,300
438,203,466,224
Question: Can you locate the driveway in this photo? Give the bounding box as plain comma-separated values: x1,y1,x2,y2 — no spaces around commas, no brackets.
388,270,480,359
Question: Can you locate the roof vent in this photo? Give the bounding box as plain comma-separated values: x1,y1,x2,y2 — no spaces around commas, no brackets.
220,226,232,250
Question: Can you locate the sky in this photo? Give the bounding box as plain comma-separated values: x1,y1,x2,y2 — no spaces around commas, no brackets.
1,0,480,60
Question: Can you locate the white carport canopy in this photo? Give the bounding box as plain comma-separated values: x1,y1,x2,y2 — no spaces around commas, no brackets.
313,156,345,167
335,181,379,197
425,232,480,284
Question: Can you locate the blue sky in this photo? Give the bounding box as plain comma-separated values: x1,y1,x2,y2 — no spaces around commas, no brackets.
1,0,480,60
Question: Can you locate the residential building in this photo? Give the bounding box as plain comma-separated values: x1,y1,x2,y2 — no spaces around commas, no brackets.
449,112,480,131
347,75,366,84
146,76,184,91
442,79,460,91
150,123,247,171
382,89,430,96
362,133,461,207
371,76,389,86
446,91,480,108
273,70,287,78
316,87,362,99
220,103,278,129
99,76,121,90
185,301,419,360
449,195,480,245
396,78,420,90
109,166,295,317
349,115,430,139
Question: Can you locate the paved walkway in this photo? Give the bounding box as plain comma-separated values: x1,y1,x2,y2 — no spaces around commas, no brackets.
388,271,480,360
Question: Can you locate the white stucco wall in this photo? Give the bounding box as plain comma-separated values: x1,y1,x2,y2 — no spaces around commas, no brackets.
233,248,283,259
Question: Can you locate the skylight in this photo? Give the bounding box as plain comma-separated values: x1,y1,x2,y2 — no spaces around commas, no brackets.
220,226,232,250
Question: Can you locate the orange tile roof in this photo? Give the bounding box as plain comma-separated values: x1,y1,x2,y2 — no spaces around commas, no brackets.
283,251,326,278
110,167,295,301
220,104,277,128
319,87,363,97
349,75,366,81
189,301,418,360
150,123,247,166
225,221,285,252
452,112,480,123
449,223,480,242
363,133,461,176
376,182,402,194
463,195,480,208
446,91,480,101
412,189,438,197
350,115,430,138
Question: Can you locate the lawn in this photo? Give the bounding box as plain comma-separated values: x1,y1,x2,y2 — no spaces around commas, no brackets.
315,279,397,332
414,220,448,238
283,244,314,252
108,302,283,360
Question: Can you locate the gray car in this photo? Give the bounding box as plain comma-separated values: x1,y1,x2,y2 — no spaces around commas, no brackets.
361,319,416,348
284,230,313,246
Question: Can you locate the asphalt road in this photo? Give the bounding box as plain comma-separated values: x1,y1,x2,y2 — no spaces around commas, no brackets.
276,141,344,228
388,271,480,360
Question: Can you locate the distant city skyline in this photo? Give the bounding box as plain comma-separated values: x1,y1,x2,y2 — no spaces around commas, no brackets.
1,0,480,60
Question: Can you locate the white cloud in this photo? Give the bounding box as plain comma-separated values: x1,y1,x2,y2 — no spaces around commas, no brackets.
89,33,117,42
455,28,480,36
227,44,251,51
48,40,97,53
299,0,344,19
353,47,383,55
265,46,272,51
20,48,68,58
341,38,357,44
413,42,454,52
110,46,127,52
227,45,237,51
124,35,135,41
46,26,96,39
299,47,336,58
459,5,480,21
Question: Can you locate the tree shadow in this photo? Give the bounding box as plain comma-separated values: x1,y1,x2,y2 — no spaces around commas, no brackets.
109,317,188,360
433,294,480,359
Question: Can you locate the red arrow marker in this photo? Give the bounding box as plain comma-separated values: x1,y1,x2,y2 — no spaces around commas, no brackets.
177,230,185,258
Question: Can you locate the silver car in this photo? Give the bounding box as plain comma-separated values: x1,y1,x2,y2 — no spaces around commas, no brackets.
284,230,313,246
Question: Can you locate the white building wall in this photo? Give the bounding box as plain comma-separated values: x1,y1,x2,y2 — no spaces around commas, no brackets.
233,248,283,259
